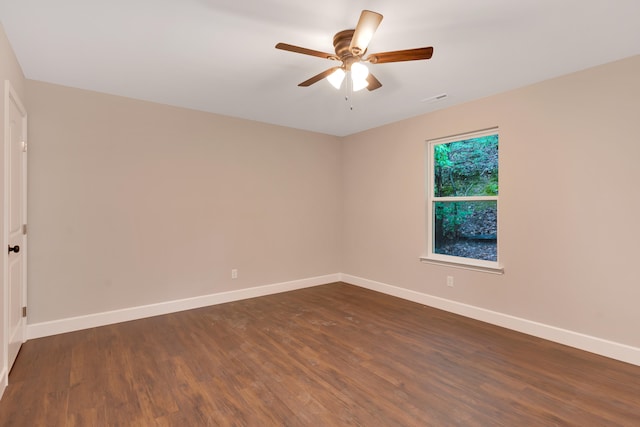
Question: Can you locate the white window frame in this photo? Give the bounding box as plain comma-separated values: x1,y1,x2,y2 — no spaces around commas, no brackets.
421,128,503,274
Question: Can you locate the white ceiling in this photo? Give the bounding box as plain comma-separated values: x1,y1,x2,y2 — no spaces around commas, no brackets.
1,0,639,136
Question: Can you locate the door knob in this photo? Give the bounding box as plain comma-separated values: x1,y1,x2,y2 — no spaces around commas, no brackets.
8,245,20,254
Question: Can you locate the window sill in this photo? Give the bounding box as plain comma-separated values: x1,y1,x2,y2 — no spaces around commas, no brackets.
419,256,504,275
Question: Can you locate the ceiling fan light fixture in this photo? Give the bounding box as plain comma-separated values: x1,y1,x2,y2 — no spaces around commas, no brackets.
327,68,346,89
350,62,369,80
350,62,370,91
352,76,369,92
276,9,434,93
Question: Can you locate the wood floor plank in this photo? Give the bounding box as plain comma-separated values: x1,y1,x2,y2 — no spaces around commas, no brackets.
1,282,639,426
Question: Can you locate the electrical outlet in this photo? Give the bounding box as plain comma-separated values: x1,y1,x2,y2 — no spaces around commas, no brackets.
446,276,454,287
231,269,238,279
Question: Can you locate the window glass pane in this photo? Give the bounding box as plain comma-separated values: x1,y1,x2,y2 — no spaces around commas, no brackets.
433,135,498,197
433,201,497,261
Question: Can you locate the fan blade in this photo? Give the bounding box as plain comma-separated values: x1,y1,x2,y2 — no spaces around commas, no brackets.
367,47,434,64
298,67,341,87
349,10,383,55
366,73,382,91
276,43,337,60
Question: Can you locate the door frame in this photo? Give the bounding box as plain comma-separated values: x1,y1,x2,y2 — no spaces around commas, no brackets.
2,80,28,393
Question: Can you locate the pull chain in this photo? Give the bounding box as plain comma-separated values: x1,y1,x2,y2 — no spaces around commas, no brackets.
344,72,355,111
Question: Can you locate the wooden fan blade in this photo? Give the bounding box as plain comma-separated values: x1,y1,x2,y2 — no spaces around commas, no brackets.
299,67,341,87
367,47,434,64
349,10,383,55
366,73,382,91
275,43,337,60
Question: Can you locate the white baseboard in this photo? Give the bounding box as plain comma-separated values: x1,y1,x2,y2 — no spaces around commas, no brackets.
25,272,640,367
341,274,640,367
0,366,7,399
26,273,341,340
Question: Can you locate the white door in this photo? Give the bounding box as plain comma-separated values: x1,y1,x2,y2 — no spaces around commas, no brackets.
5,81,27,372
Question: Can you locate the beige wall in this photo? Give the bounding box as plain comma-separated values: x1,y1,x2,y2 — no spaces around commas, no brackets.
0,25,25,99
26,81,342,323
342,55,640,348
1,22,26,381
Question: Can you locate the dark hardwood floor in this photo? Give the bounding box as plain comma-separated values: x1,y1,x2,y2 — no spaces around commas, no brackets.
1,282,639,426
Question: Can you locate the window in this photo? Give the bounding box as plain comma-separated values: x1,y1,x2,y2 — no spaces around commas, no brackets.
423,128,502,273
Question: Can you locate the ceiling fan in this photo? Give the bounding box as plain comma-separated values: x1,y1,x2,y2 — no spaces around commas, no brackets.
275,10,434,92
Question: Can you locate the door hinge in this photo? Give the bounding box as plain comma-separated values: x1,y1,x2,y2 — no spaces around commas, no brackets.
22,306,27,317
22,141,27,152
22,224,27,235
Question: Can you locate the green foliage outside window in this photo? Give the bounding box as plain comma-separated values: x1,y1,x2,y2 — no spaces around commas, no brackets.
432,134,498,261
434,135,498,198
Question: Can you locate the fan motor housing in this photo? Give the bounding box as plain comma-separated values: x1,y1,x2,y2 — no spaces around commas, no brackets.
333,30,357,60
